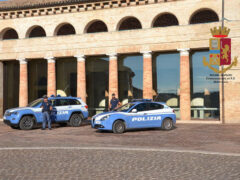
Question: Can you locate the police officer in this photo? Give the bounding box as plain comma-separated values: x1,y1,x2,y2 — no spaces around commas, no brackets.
41,95,53,130
109,93,121,111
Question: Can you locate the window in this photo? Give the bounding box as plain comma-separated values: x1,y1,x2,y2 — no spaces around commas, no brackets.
56,58,77,97
190,50,219,119
56,99,69,106
149,103,164,110
118,54,143,103
28,59,47,102
152,52,180,118
69,99,80,105
135,103,148,112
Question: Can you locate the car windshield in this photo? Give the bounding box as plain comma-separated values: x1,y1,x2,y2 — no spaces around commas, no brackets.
27,98,43,107
114,103,135,112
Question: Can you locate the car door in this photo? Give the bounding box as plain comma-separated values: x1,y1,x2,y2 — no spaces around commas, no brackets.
144,103,165,127
127,103,151,128
55,99,71,121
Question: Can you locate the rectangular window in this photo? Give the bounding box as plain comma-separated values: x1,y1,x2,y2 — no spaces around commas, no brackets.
118,54,143,104
152,52,180,118
28,59,47,102
56,58,77,97
86,56,109,116
190,50,219,120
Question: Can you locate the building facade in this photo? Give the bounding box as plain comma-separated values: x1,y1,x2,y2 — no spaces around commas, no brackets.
0,0,239,123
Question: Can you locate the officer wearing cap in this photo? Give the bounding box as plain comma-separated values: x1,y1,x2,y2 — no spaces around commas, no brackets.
109,93,121,111
40,95,53,130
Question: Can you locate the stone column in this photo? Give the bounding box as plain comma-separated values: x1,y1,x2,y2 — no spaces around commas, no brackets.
0,61,3,118
142,51,153,99
46,57,56,97
178,48,191,120
18,58,28,107
108,53,118,99
75,55,86,102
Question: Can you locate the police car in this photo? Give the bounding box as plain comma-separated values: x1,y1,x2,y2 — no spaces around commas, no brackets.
3,96,88,130
91,99,176,134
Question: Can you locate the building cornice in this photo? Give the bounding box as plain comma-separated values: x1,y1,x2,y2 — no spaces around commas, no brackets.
0,0,175,20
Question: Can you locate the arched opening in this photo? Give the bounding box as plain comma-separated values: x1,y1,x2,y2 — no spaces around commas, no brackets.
152,13,179,27
27,26,46,38
1,28,18,40
55,23,76,36
190,9,219,24
118,17,142,31
85,20,108,33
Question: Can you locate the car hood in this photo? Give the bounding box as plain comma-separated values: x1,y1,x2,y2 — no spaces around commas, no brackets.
6,107,35,113
93,111,125,120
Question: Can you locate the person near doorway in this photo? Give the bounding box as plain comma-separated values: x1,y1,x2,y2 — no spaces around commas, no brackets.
41,95,53,130
109,93,121,111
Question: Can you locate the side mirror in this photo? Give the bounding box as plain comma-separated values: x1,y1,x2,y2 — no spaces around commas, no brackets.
131,109,137,113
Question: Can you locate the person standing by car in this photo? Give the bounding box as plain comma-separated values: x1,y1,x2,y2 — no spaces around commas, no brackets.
109,93,121,111
41,95,53,130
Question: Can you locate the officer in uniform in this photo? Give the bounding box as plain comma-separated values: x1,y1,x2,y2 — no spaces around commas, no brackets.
109,93,121,111
41,95,53,130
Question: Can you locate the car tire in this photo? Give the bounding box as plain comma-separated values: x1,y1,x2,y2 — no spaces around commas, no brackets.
161,118,173,130
113,120,125,134
69,113,83,127
19,116,35,130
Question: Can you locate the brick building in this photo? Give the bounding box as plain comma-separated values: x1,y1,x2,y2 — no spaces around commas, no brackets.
0,0,239,123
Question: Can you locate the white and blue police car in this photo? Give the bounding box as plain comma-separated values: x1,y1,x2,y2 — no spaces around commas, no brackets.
3,96,88,130
91,99,176,134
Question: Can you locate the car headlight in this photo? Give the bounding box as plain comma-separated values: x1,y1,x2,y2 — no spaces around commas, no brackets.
100,115,110,121
10,112,19,115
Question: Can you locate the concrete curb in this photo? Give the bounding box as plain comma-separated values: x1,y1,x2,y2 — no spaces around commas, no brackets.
0,146,239,157
177,120,222,124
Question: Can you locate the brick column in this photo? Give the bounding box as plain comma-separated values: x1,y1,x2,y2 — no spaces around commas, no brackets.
108,53,118,99
18,58,28,107
0,61,3,117
142,51,153,99
75,55,86,102
46,57,56,97
178,48,191,120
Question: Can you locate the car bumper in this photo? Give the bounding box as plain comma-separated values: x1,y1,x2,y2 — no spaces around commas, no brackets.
94,124,105,129
3,119,18,127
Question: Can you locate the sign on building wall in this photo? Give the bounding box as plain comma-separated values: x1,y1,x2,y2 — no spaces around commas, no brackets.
203,26,238,83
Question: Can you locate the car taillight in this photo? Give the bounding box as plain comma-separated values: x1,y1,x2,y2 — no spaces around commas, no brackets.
85,105,88,109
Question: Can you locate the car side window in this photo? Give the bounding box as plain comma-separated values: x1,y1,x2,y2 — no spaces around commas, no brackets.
56,99,69,106
149,103,164,110
68,99,81,105
135,103,148,112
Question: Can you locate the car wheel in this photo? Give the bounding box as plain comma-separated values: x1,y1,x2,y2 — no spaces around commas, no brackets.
161,118,173,130
69,113,83,127
19,116,35,130
113,120,125,134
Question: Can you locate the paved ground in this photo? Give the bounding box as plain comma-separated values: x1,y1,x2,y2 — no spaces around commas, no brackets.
0,121,240,180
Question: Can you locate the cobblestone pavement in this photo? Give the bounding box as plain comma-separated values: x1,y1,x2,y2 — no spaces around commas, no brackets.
0,149,239,180
0,122,240,179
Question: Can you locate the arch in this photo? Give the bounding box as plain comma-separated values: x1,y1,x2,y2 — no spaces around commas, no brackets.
152,13,179,27
117,16,142,31
189,8,219,24
85,20,108,33
54,23,76,36
1,28,19,40
26,25,46,38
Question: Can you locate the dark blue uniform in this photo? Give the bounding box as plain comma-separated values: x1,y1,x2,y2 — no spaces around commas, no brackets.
110,98,120,111
41,101,52,129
